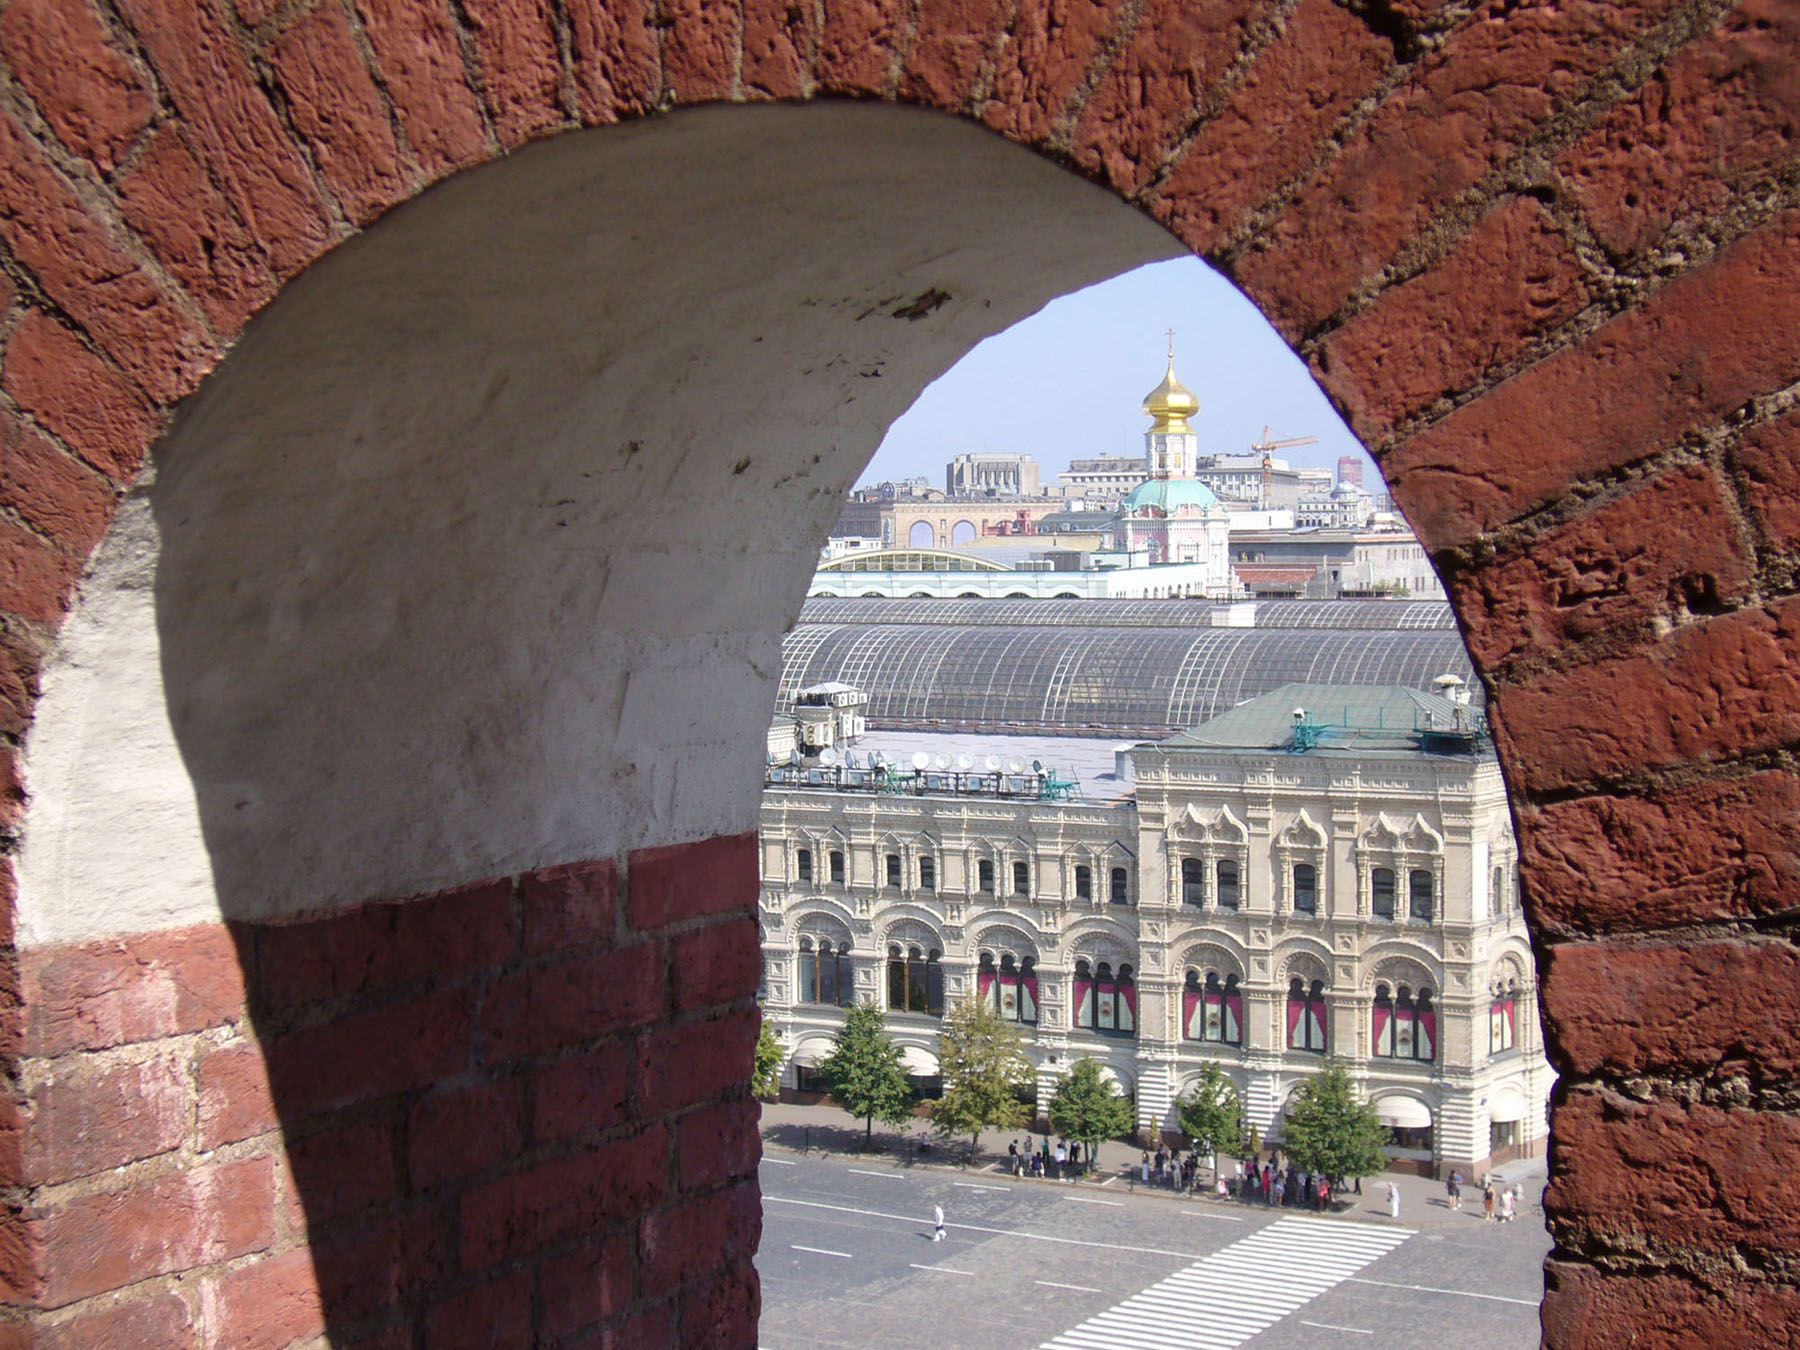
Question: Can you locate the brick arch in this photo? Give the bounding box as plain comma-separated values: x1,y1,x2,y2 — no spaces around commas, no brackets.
0,3,1791,1348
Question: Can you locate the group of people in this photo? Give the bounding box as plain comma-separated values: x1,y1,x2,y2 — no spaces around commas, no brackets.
1230,1156,1336,1212
1008,1137,1085,1180
1444,1169,1523,1221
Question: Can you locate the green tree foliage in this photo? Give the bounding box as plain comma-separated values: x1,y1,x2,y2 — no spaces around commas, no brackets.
752,1019,785,1102
817,1002,915,1146
1279,1058,1390,1182
933,998,1033,1162
1047,1059,1134,1172
1175,1064,1244,1160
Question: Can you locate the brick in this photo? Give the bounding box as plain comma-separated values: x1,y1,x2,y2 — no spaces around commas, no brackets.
354,0,491,174
641,1182,760,1298
531,1041,631,1144
286,1121,397,1227
113,0,333,278
0,629,26,740
263,988,474,1117
538,1232,631,1338
422,1269,530,1350
198,1041,278,1149
1734,405,1800,549
408,1078,523,1189
1151,0,1392,256
31,1292,195,1350
269,3,410,226
982,0,1133,145
661,0,739,103
309,1206,451,1321
457,1124,667,1267
1450,462,1756,670
1543,1260,1800,1350
460,0,565,148
0,0,154,175
251,878,513,1009
1550,1087,1800,1257
599,1303,676,1350
1541,938,1800,1079
678,1097,762,1194
567,0,662,122
36,1156,274,1307
738,0,806,101
204,1248,325,1350
1385,208,1800,550
1520,772,1800,934
520,858,616,955
1238,0,1679,340
477,942,663,1063
117,124,278,334
1320,197,1590,441
813,0,908,96
628,832,757,930
23,1052,189,1185
23,923,247,1057
680,1256,760,1350
0,517,80,626
1070,0,1260,196
1488,594,1800,794
1,312,159,484
898,0,1011,106
672,917,761,1012
1560,0,1800,259
636,1009,757,1117
0,411,118,554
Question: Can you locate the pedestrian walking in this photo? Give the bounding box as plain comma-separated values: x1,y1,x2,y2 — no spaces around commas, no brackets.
1387,1182,1401,1220
1447,1168,1463,1211
933,1202,945,1242
1500,1187,1516,1223
1483,1180,1496,1221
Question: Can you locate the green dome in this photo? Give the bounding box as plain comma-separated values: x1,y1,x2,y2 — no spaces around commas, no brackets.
1121,478,1220,513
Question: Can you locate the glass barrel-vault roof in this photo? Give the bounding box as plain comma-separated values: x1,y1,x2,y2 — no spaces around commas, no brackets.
796,597,1459,630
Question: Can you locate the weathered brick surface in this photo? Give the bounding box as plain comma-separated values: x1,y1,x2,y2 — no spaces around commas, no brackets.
1541,938,1800,1079
983,0,1134,145
531,1041,632,1143
1520,772,1800,934
813,0,909,95
309,1207,450,1322
0,0,154,175
477,942,663,1062
1385,208,1800,551
678,1097,762,1194
264,988,476,1116
22,924,245,1057
1560,0,1800,259
21,1053,189,1185
680,1257,760,1350
1,313,159,485
521,859,615,954
661,0,740,103
1151,0,1391,256
672,916,762,1012
203,1247,326,1350
567,0,662,121
1733,405,1800,550
637,1009,758,1116
286,1120,398,1227
0,412,117,555
1542,1261,1800,1350
1488,594,1800,795
269,3,411,225
354,0,491,172
421,1269,531,1350
538,1232,632,1339
198,1041,278,1149
899,0,1011,106
1448,462,1756,670
641,1181,761,1299
408,1078,524,1188
459,0,565,147
628,831,757,930
30,1292,196,1349
1319,196,1590,442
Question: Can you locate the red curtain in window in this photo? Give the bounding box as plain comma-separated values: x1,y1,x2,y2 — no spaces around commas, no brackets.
1286,993,1304,1048
1019,970,1038,1023
1417,1005,1437,1061
1373,1000,1393,1056
977,966,996,1015
1118,980,1136,1034
1223,988,1243,1044
1074,974,1095,1029
1183,985,1204,1040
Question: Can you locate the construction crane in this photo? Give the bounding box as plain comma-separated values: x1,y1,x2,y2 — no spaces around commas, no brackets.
1252,425,1320,509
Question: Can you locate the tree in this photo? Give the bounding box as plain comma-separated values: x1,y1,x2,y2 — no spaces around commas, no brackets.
752,1019,785,1102
816,1002,915,1146
1047,1059,1134,1173
933,998,1032,1162
1175,1064,1244,1168
1279,1058,1390,1184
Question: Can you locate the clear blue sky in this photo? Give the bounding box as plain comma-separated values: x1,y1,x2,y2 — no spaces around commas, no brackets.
861,257,1380,491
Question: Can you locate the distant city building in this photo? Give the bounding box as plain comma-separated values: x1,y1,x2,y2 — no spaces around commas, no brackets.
809,543,1226,600
1116,356,1232,578
1230,525,1445,601
1338,456,1365,489
947,453,1041,497
1295,482,1378,530
1193,453,1306,510
1058,455,1148,502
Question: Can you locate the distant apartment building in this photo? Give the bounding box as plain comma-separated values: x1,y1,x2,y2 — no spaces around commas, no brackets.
1230,525,1445,601
947,453,1042,497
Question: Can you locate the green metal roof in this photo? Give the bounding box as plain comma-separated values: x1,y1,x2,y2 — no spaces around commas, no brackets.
1121,478,1219,513
1164,683,1489,757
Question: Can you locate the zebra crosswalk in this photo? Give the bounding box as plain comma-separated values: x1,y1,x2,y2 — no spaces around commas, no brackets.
1039,1214,1411,1350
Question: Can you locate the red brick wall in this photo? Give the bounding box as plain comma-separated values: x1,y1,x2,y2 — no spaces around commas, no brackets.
0,836,762,1346
0,1,1794,1345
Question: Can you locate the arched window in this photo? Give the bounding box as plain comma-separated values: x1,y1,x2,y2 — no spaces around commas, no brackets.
1292,863,1317,915
1373,983,1436,1061
1012,861,1030,895
887,944,943,1015
1286,977,1328,1053
1073,960,1136,1036
1182,971,1243,1045
1074,865,1091,900
798,938,851,1007
978,952,1038,1024
885,853,901,888
1490,982,1518,1054
1371,867,1396,919
1109,867,1129,905
829,850,845,884
1408,869,1433,921
796,848,813,883
977,859,994,893
918,857,936,892
1181,857,1204,906
1491,864,1506,916
1216,859,1240,911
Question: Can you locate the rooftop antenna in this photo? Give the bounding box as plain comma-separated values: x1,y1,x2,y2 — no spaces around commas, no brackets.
984,755,1003,772
818,747,839,766
955,754,975,772
911,752,931,771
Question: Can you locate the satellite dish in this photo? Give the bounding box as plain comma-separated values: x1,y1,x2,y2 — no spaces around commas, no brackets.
1006,759,1024,774
933,754,951,770
956,754,975,771
1032,760,1044,774
984,756,1003,772
818,748,839,766
912,752,932,770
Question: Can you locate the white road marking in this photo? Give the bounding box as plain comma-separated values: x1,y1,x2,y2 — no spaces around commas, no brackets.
1037,1280,1103,1293
1301,1321,1373,1335
1063,1197,1123,1207
910,1263,974,1276
1180,1209,1245,1221
790,1245,852,1259
763,1157,797,1166
954,1182,1007,1192
847,1168,906,1180
764,1195,1210,1260
1345,1277,1539,1306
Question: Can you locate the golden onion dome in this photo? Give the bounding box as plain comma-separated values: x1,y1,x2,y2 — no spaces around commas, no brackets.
1142,358,1200,432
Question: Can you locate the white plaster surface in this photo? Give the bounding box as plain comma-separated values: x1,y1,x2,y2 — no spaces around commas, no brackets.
16,103,1181,944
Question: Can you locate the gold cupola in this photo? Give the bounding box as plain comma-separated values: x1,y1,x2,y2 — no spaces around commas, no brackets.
1142,355,1200,434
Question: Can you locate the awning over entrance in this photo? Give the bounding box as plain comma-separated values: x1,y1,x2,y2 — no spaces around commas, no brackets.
900,1046,940,1076
1488,1086,1528,1123
1373,1096,1433,1128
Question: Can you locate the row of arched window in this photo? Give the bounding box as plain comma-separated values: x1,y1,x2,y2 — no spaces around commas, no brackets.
1177,859,1435,919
